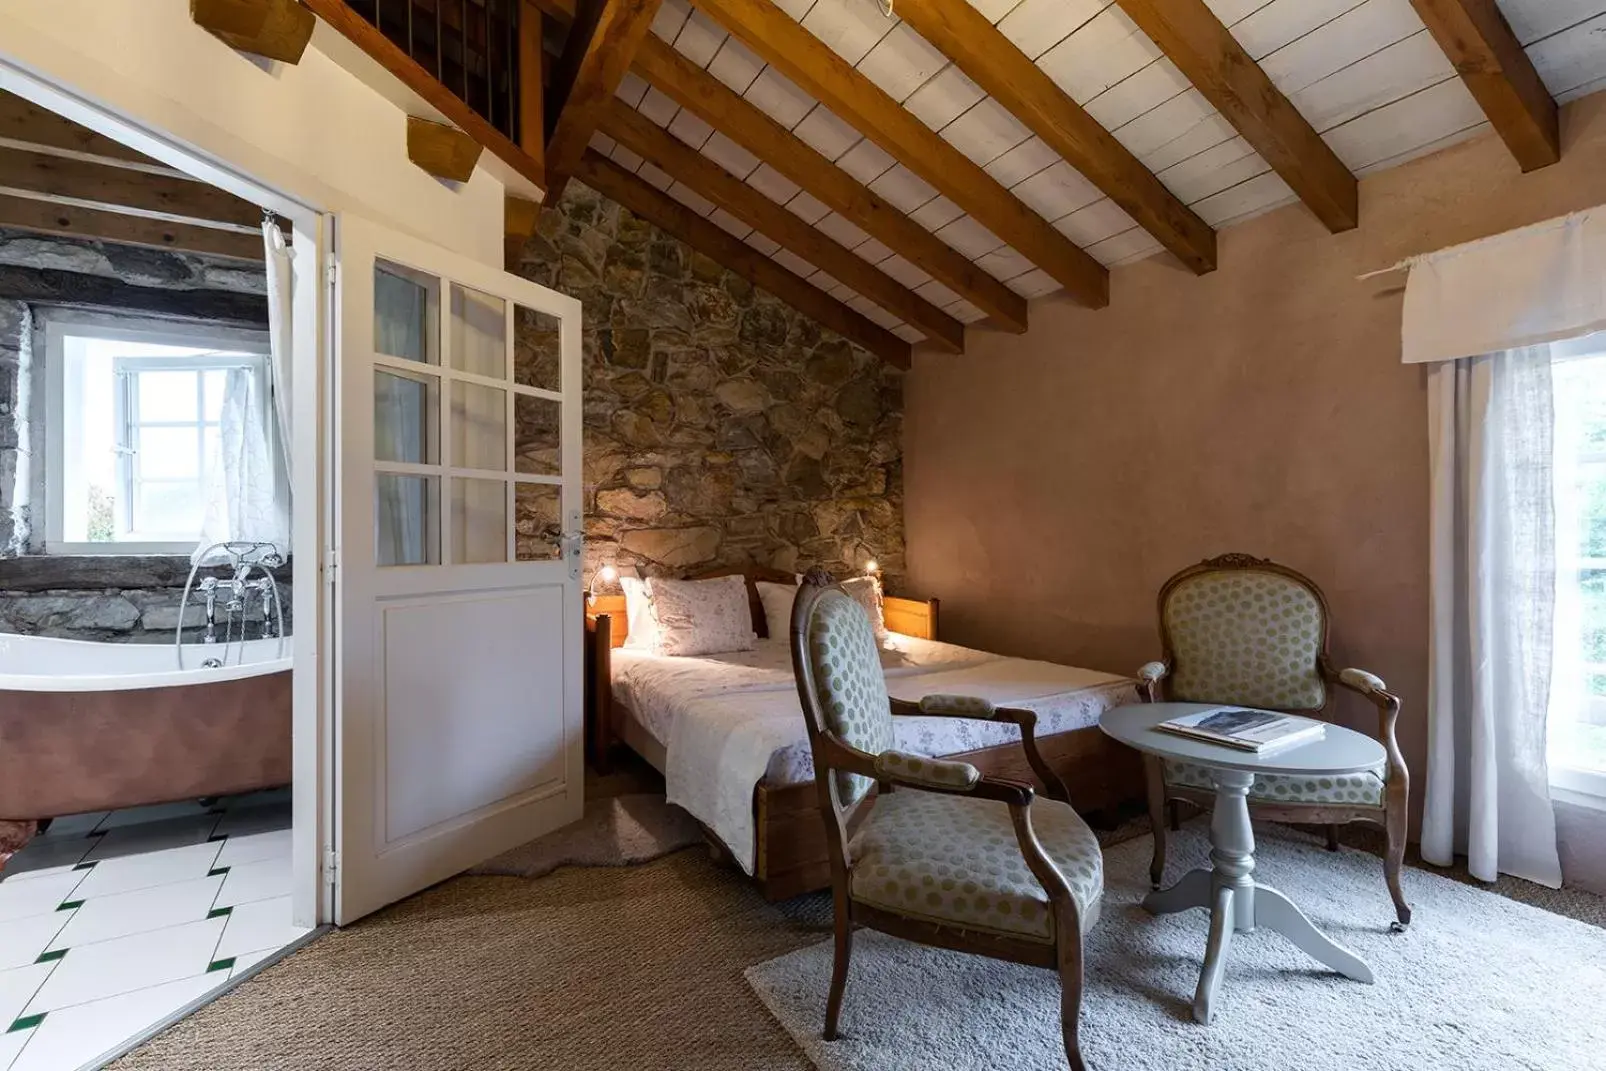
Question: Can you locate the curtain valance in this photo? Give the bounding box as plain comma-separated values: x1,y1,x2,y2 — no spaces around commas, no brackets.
1401,208,1606,364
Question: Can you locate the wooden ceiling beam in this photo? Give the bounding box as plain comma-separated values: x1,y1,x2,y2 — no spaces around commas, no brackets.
1114,0,1359,233
894,0,1216,275
518,2,547,180
599,100,964,352
300,0,546,192
1409,0,1559,171
407,116,484,182
0,193,263,261
191,0,316,64
0,147,262,228
691,0,1108,308
574,149,910,368
631,36,1028,332
545,0,665,200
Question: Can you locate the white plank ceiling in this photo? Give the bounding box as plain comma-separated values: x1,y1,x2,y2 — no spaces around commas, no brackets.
588,0,1606,343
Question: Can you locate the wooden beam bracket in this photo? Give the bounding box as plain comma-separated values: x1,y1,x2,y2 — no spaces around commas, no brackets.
407,116,484,183
191,0,316,64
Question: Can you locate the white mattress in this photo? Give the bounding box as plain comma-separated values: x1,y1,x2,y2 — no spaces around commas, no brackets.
611,634,1137,875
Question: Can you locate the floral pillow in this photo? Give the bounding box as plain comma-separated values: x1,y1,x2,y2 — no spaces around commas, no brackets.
646,575,757,657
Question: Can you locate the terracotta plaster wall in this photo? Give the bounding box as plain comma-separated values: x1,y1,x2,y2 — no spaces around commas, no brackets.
905,93,1606,849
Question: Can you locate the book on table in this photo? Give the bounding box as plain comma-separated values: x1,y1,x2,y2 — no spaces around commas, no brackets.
1155,707,1325,754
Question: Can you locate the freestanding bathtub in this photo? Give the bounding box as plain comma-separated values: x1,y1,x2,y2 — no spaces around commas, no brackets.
0,633,292,863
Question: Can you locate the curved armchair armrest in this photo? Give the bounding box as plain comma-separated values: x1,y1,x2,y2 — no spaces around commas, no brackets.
1337,667,1387,696
917,693,997,718
874,750,981,792
1136,660,1169,703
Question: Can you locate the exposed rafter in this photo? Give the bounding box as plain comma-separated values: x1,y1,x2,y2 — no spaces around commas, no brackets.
0,194,263,261
529,0,1027,330
0,147,262,228
407,116,484,182
1114,0,1359,233
574,149,910,368
691,0,1109,308
599,101,964,353
0,92,150,165
1409,0,1559,172
894,0,1216,275
545,0,666,200
300,0,546,192
518,1,547,179
190,0,315,64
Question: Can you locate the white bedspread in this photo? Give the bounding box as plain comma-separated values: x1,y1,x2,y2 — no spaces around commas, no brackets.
611,635,1137,875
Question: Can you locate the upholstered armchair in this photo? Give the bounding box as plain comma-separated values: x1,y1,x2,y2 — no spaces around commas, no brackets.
789,579,1104,1071
1137,553,1411,928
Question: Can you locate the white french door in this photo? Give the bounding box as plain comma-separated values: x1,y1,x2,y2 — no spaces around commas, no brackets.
330,213,583,924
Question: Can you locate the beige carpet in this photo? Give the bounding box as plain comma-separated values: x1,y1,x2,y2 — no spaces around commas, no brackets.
108,803,1604,1071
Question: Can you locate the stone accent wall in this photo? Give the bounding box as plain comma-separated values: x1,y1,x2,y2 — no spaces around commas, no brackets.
0,228,282,643
511,183,905,582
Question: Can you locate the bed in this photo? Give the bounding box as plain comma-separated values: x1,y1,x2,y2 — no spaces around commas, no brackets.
584,567,1143,900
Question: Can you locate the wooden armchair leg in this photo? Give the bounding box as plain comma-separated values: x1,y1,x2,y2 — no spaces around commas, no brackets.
1143,755,1168,889
824,893,854,1040
1057,932,1088,1071
1385,801,1412,929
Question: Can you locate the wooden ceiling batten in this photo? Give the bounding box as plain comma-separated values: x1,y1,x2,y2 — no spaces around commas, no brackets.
1408,0,1560,172
518,1,546,175
574,148,911,369
0,194,264,261
0,94,151,167
892,0,1217,276
407,116,485,181
544,0,666,200
598,100,964,352
689,0,1109,308
300,0,546,192
190,0,316,64
1114,0,1360,234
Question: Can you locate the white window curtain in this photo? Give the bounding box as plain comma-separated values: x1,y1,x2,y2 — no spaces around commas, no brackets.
374,272,430,565
1422,346,1564,887
191,220,295,564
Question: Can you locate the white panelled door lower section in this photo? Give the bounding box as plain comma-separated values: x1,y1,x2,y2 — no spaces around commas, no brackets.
330,213,583,925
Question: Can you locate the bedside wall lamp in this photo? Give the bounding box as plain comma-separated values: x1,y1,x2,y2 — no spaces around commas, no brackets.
586,564,619,606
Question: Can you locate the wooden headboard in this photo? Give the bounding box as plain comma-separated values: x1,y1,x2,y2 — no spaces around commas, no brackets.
584,569,940,649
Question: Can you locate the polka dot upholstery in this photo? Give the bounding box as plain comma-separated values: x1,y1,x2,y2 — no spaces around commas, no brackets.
849,790,1104,944
873,750,981,791
1162,759,1387,806
805,589,894,806
1164,570,1327,710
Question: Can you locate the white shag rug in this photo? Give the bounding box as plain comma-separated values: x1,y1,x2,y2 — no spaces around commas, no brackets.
468,794,702,878
746,825,1606,1071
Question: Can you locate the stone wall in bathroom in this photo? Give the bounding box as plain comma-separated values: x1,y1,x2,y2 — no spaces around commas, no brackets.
0,227,282,642
508,182,907,585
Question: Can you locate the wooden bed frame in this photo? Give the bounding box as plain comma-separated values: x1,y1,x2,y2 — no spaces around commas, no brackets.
583,566,1142,901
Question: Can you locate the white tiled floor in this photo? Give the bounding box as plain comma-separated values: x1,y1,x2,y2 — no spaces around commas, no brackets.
0,793,313,1071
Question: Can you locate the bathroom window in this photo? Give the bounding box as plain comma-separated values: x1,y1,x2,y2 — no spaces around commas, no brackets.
42,315,271,554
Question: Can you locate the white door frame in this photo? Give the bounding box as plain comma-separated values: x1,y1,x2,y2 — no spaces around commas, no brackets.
0,60,333,926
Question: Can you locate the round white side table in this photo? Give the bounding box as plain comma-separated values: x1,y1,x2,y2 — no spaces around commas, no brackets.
1100,702,1383,1025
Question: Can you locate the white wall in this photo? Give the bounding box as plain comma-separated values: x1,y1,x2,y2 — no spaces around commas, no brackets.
0,0,506,267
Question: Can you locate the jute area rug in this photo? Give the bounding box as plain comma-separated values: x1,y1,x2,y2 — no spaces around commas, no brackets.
747,824,1606,1071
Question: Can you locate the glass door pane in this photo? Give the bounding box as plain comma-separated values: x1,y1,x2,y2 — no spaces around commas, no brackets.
375,262,440,365
450,381,506,471
375,369,439,465
451,284,507,378
451,478,508,564
376,474,440,566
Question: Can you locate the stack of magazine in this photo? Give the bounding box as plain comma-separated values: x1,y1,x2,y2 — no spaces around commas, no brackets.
1156,707,1325,754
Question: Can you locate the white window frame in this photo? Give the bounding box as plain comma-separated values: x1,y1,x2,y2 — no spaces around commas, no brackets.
38,311,272,555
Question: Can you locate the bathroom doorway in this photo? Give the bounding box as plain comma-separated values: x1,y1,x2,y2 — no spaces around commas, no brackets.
0,61,327,1071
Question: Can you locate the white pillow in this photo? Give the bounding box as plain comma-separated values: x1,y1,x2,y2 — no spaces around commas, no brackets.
840,575,886,642
755,580,800,642
646,575,756,657
619,574,658,651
